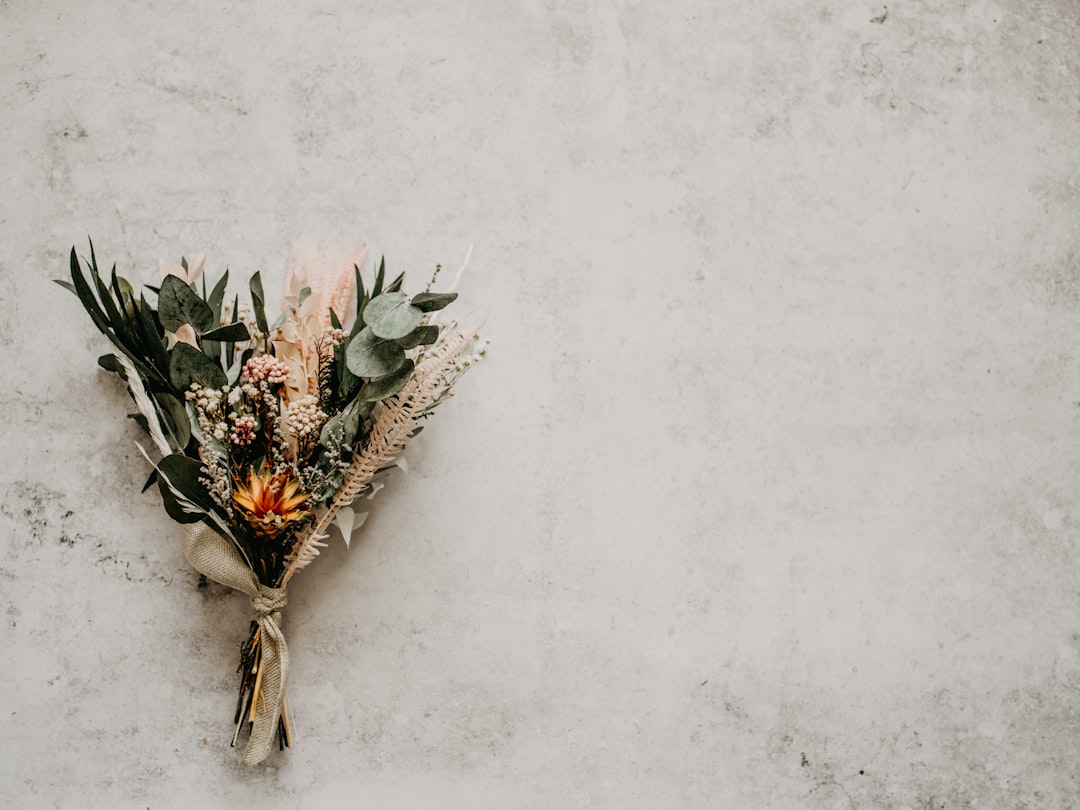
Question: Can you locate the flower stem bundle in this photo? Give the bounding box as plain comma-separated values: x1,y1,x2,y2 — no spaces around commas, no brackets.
58,239,484,764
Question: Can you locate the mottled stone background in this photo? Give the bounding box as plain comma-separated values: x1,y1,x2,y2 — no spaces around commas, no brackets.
3,1,1080,807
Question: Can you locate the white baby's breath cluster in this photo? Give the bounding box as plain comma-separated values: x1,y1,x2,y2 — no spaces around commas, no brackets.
286,395,327,440
452,337,489,372
186,383,229,443
184,383,237,512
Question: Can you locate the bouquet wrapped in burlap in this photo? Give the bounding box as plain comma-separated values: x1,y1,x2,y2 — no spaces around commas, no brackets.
58,238,484,764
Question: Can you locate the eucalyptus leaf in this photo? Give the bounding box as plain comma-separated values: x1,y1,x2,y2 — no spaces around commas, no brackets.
202,323,251,342
170,342,227,391
345,326,406,378
358,359,414,402
396,324,439,350
364,292,422,340
97,353,125,375
159,274,215,333
335,506,355,547
411,291,458,312
297,286,311,310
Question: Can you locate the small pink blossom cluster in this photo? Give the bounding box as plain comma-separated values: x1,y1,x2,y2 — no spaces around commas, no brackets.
230,414,257,446
242,355,290,385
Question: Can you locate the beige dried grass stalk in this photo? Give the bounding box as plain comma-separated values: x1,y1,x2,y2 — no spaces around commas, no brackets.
281,321,482,584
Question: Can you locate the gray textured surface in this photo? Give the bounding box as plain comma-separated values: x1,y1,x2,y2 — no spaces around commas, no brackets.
3,1,1080,807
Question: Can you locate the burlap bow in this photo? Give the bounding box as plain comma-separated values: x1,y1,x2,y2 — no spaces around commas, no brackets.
181,523,290,766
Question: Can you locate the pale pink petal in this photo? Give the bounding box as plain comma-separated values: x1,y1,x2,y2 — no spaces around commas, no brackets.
174,323,199,348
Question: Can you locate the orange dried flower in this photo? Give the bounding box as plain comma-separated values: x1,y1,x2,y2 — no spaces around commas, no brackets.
232,467,311,538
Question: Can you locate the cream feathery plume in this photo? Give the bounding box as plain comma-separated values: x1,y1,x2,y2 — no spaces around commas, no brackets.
274,237,366,407
281,321,483,584
115,353,172,457
325,238,365,329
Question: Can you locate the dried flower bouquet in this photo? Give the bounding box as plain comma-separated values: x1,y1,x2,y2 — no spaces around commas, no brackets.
57,238,484,764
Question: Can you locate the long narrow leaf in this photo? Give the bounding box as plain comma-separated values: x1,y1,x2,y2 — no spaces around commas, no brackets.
135,294,172,388
69,248,109,325
372,257,385,297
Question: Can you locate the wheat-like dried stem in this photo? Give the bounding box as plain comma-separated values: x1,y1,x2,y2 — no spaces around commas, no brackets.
280,322,482,584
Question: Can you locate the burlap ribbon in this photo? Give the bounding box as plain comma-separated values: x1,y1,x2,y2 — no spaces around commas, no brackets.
181,523,290,766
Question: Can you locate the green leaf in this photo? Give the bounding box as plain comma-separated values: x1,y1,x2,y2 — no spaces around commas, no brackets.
364,292,423,340
353,265,366,329
202,323,250,342
159,274,215,333
344,326,406,378
208,270,229,320
358,359,414,402
111,271,135,311
329,308,343,331
226,293,240,368
54,279,77,295
97,354,124,374
384,271,405,293
396,324,439,349
203,270,231,361
169,342,227,391
297,286,311,310
372,257,386,297
411,291,458,312
156,452,212,523
354,263,367,301
155,392,192,450
90,261,138,350
127,412,150,434
141,468,158,493
68,248,108,324
134,294,172,387
249,272,268,335
338,346,360,400
68,247,159,384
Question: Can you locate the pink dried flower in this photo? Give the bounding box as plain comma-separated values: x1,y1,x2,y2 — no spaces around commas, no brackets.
230,414,258,446
242,355,290,386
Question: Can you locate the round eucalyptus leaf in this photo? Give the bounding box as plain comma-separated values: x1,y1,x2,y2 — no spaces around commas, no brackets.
364,292,423,339
358,359,415,402
345,326,406,378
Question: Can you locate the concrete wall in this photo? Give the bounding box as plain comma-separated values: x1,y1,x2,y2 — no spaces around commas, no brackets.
3,1,1079,807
